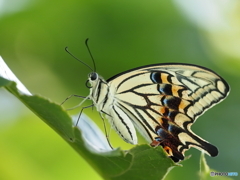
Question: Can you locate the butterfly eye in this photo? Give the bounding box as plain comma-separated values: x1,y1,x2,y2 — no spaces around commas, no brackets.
89,72,98,81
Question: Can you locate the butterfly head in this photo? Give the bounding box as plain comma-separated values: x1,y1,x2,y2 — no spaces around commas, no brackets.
86,72,102,89
86,72,99,88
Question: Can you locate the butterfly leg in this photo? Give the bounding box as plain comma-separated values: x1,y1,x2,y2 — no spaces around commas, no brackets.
75,104,94,126
60,94,88,106
99,110,114,150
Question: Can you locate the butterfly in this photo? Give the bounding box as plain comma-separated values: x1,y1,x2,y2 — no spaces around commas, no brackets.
67,40,230,162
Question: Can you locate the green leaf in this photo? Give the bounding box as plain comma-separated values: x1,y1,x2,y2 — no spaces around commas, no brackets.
0,76,11,86
199,152,234,180
0,74,176,180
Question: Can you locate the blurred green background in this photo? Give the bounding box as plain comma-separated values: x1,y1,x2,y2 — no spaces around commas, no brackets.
0,0,239,179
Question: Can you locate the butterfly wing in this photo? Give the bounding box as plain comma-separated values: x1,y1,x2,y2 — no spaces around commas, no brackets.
106,63,229,162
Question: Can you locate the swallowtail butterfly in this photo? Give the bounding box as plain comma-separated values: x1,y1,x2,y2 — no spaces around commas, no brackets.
68,40,230,162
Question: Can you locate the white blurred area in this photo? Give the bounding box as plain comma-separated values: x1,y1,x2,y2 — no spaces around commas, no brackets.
174,0,240,73
0,89,26,125
0,0,35,17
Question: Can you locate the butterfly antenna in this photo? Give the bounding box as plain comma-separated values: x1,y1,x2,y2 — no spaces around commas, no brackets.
85,38,97,72
65,46,94,72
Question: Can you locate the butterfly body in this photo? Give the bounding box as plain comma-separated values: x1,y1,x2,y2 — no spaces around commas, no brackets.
87,63,229,162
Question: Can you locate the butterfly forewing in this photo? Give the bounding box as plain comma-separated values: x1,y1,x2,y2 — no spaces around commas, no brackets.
89,63,229,162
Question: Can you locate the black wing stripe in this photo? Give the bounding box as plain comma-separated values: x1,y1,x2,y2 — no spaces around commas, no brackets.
178,132,218,157
117,100,160,131
115,72,147,91
119,83,154,95
116,102,156,140
112,105,134,142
